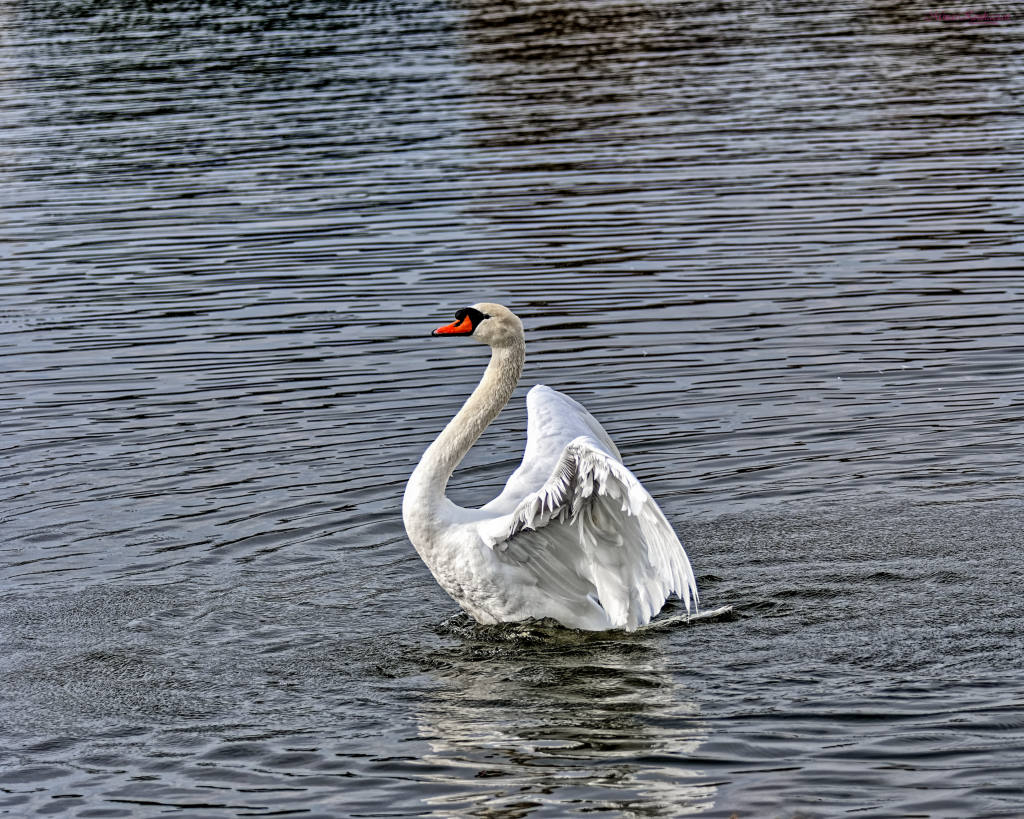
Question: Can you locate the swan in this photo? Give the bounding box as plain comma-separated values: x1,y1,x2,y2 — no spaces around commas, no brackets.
402,303,699,632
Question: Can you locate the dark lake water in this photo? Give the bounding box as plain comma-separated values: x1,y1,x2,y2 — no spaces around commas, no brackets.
3,1,1024,816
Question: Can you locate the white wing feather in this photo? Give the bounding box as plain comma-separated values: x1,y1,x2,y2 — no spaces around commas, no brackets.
477,385,699,631
481,385,619,517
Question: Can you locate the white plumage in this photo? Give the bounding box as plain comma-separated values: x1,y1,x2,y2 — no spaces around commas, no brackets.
402,303,699,631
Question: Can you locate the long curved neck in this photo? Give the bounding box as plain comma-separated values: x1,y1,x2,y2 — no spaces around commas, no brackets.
404,340,525,532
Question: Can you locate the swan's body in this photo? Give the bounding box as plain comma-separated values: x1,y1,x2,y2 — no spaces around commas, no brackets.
402,303,698,632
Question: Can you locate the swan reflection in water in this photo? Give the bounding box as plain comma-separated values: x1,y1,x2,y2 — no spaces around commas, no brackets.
411,617,716,816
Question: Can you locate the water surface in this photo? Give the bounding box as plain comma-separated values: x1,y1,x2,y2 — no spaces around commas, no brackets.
2,1,1024,816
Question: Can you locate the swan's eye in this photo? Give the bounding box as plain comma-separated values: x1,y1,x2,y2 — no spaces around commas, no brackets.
456,308,489,328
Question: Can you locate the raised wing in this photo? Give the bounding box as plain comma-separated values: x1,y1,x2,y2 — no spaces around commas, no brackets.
481,384,620,517
477,410,699,631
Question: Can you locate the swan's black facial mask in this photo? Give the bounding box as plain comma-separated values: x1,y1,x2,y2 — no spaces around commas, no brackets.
432,307,491,336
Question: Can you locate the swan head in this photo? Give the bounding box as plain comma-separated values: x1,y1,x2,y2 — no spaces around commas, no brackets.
432,302,524,349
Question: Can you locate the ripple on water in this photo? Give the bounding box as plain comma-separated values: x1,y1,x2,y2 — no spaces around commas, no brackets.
3,0,1024,816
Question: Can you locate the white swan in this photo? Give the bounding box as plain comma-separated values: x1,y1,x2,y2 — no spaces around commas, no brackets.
402,303,699,632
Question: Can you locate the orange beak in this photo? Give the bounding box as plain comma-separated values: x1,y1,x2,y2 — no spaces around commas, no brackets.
432,315,474,336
